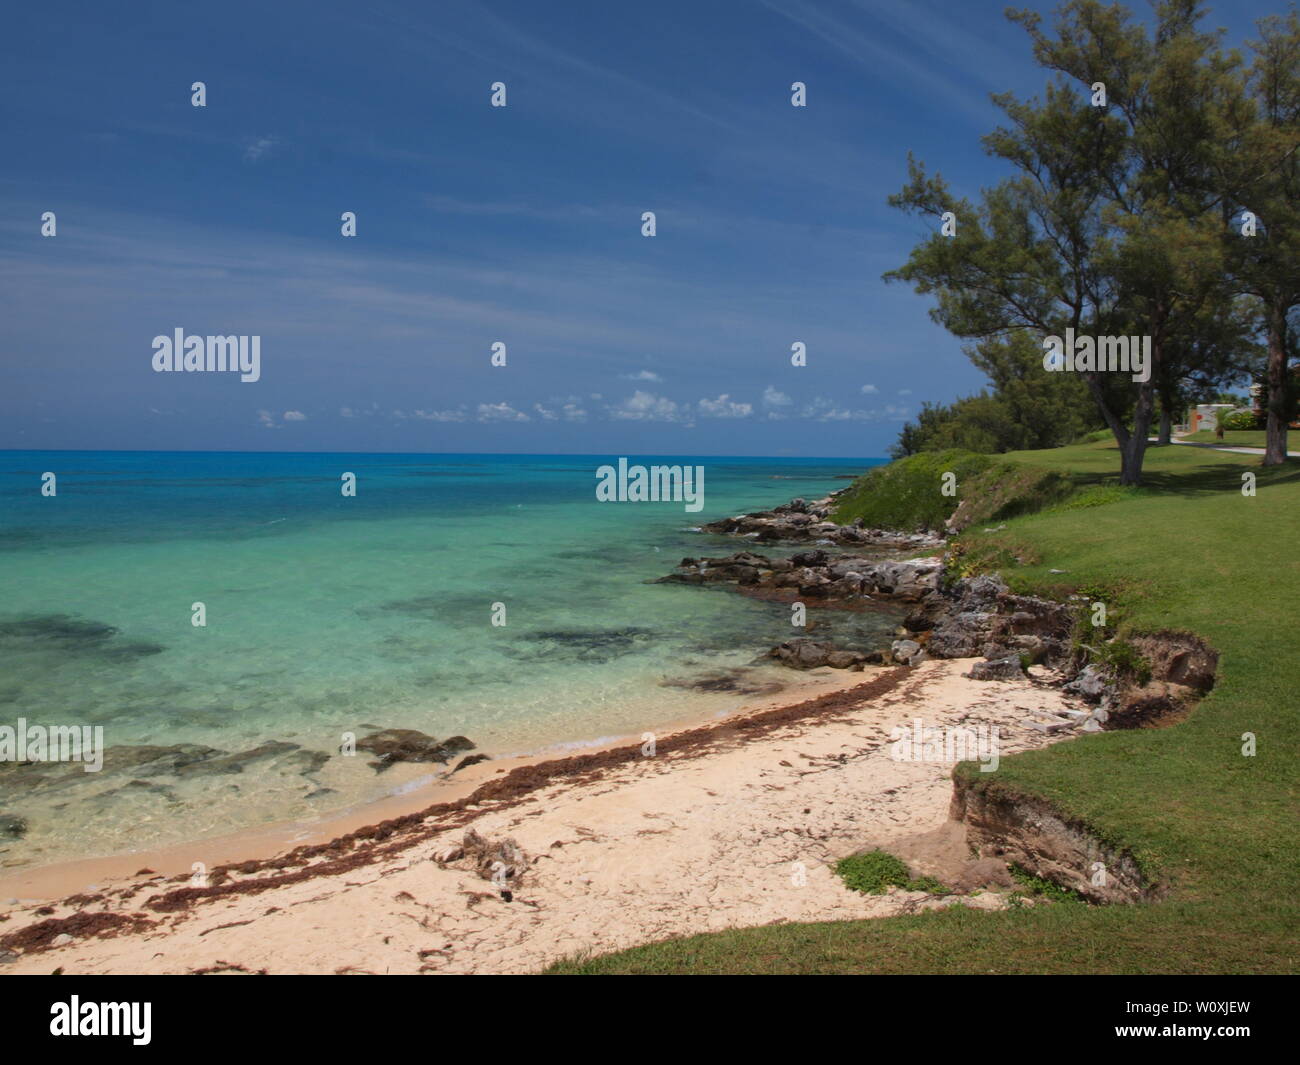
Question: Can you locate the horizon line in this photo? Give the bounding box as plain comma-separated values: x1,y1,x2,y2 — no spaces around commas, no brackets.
0,447,889,461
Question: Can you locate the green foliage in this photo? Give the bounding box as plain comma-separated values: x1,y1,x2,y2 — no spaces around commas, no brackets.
832,450,1078,535
830,449,994,531
1220,409,1262,430
1085,638,1152,686
1008,864,1087,905
882,0,1259,485
836,851,948,895
946,534,1038,580
892,333,1104,458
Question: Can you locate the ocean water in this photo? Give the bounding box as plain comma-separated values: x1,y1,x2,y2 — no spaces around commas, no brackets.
0,451,897,867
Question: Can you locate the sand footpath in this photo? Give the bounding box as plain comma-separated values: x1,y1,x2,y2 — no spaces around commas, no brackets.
0,659,1088,974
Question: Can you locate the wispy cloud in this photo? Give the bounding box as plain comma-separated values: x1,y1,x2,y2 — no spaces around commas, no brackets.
242,135,278,163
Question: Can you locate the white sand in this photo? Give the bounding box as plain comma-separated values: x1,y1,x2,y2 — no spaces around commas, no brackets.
0,659,1087,974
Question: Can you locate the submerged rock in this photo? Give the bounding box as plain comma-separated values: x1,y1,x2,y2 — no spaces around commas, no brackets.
354,729,476,772
0,813,27,839
175,741,301,777
0,614,164,661
660,669,784,696
452,753,491,774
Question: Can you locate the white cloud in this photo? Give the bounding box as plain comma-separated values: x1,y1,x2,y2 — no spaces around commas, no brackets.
621,369,662,382
609,390,687,422
476,402,529,422
762,385,792,407
897,388,912,395
861,384,879,394
697,393,753,418
282,410,306,421
256,409,281,429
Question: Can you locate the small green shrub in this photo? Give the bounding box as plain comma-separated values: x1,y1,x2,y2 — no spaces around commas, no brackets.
946,533,1039,579
1219,409,1260,431
835,850,949,895
1093,638,1152,685
1008,864,1087,904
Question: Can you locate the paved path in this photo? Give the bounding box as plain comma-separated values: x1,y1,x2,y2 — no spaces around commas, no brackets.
1149,437,1300,458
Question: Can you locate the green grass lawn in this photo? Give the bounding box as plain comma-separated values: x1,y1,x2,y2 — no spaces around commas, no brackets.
548,440,1299,974
1179,429,1268,447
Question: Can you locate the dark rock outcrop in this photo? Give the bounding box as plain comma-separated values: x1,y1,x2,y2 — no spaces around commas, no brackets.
660,551,941,603
766,638,871,671
966,655,1025,682
354,729,476,772
700,493,944,549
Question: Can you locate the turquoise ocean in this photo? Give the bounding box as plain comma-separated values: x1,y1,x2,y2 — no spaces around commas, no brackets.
0,452,894,867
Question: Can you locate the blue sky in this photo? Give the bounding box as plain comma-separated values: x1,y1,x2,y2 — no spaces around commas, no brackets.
0,0,1273,455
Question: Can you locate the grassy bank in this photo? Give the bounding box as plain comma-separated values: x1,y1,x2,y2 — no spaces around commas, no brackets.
1180,429,1268,447
828,448,1073,532
549,440,1299,974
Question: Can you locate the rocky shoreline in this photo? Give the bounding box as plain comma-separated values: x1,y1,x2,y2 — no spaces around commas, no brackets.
699,492,943,550
666,492,1218,736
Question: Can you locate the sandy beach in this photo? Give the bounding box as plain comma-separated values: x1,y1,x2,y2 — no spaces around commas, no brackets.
0,658,1089,974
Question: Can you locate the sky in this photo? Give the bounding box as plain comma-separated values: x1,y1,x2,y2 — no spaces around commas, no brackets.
0,0,1277,456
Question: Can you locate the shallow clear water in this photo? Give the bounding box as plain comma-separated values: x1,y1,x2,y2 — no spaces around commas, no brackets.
0,451,895,866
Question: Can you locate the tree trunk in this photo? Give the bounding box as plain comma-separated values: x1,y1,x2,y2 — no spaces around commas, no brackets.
1119,343,1160,486
1264,298,1289,466
1082,371,1132,466
1157,402,1172,445
1121,396,1153,485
